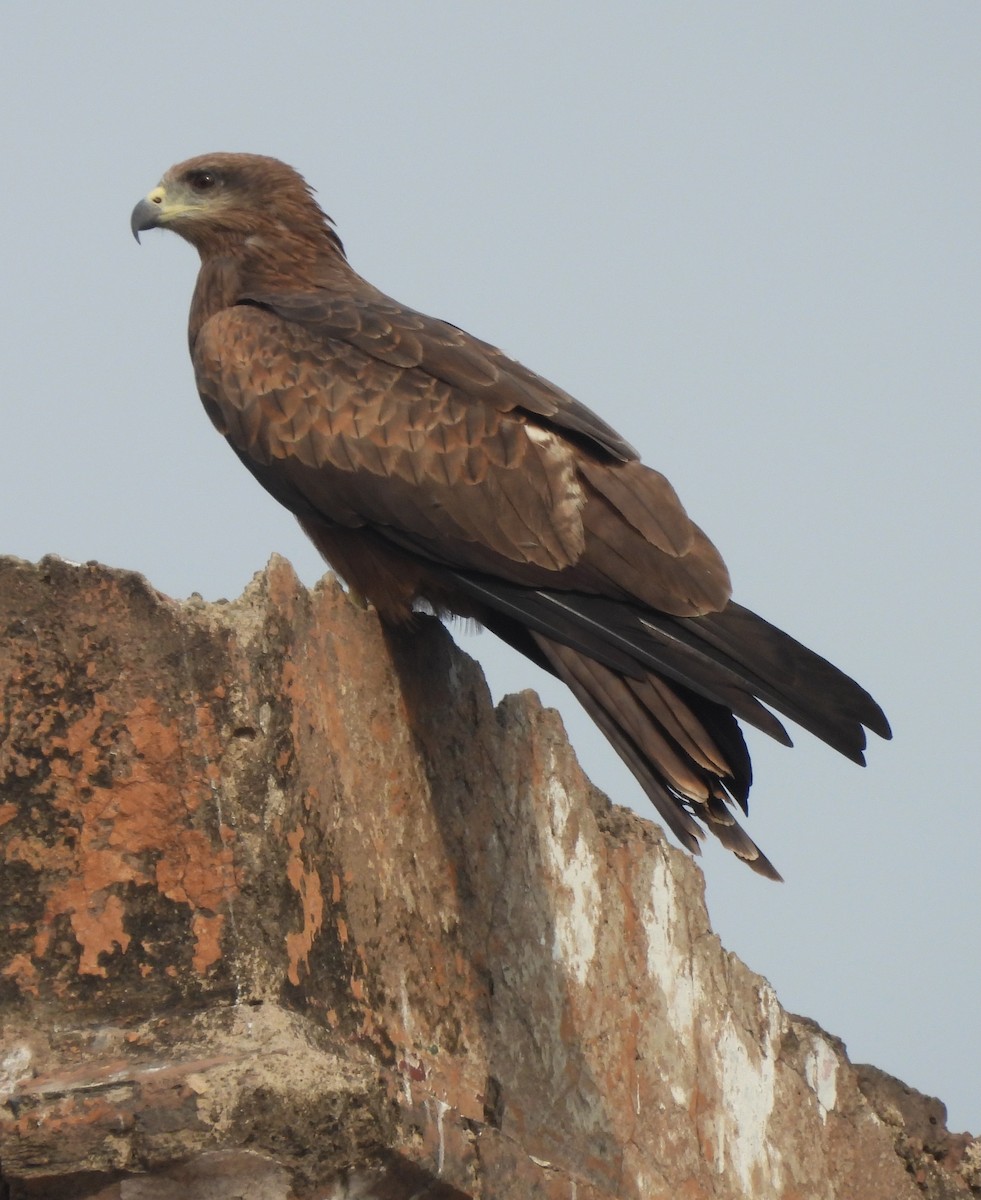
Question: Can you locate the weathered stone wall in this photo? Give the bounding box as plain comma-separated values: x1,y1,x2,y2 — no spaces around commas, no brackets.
0,555,976,1199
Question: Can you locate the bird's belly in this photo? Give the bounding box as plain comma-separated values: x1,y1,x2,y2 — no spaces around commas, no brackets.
295,516,453,624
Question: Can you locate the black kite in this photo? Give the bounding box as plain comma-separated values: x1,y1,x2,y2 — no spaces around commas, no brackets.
132,153,890,878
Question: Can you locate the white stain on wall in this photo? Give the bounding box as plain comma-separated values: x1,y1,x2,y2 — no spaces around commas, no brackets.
642,854,698,1038
537,763,600,986
804,1034,839,1122
712,986,784,1196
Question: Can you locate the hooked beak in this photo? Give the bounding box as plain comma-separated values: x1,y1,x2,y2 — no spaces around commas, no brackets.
130,187,166,243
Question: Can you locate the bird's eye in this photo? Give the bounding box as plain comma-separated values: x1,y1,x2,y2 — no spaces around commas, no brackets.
187,170,217,192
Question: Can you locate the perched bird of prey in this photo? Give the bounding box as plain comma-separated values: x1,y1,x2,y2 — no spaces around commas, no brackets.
132,152,890,879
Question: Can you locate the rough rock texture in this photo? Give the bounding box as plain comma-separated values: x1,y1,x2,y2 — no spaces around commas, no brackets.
0,554,976,1200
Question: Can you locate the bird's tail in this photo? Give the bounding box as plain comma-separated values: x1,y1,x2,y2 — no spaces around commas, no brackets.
450,570,890,878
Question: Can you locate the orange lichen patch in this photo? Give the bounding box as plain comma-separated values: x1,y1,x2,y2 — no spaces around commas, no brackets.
2,953,39,997
285,825,324,986
190,912,225,975
32,862,142,970
2,676,238,982
4,834,75,874
155,832,238,913
4,1092,124,1141
65,893,130,977
0,803,17,827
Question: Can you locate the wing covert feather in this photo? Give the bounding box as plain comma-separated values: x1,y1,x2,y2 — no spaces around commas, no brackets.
242,290,639,460
193,303,731,616
193,304,589,570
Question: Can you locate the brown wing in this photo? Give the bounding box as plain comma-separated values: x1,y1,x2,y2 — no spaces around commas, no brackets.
192,302,731,618
238,288,640,462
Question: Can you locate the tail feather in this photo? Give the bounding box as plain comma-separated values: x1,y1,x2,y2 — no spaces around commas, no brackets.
626,674,735,778
534,637,704,853
694,602,892,741
535,635,782,880
446,569,888,879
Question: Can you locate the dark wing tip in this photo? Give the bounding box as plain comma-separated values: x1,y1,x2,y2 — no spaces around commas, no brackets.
868,704,893,742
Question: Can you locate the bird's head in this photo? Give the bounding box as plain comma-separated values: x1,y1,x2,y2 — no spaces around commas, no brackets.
130,152,343,258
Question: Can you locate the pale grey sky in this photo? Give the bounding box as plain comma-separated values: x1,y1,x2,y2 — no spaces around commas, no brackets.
2,2,978,1132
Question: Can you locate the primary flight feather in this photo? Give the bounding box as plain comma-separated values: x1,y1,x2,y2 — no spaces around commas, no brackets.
132,152,890,879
